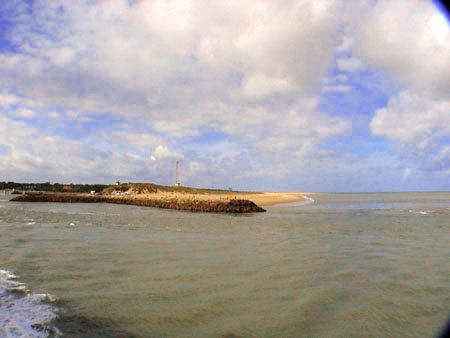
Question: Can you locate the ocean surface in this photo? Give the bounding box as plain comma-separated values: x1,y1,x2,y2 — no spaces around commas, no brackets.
0,192,449,337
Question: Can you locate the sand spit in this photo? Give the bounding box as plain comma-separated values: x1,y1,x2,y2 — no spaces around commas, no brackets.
10,192,266,213
237,192,306,206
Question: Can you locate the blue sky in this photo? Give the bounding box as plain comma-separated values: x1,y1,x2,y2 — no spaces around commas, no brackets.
0,0,449,192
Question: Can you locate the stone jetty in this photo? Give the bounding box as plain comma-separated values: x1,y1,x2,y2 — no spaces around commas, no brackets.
10,192,266,213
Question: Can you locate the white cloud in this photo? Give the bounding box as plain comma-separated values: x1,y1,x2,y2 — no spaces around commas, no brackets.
336,56,364,72
370,91,450,170
241,74,295,100
0,0,349,183
336,35,354,54
402,168,412,180
0,114,170,183
321,85,351,93
47,112,61,119
106,132,164,150
0,0,343,114
370,92,450,146
349,0,450,173
354,0,450,99
0,0,448,190
0,93,20,106
152,145,183,160
14,108,36,118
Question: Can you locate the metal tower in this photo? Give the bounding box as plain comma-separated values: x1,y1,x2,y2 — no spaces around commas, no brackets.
174,161,180,186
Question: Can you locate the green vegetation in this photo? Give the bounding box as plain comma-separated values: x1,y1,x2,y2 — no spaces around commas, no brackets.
103,183,262,195
0,181,262,194
0,181,108,193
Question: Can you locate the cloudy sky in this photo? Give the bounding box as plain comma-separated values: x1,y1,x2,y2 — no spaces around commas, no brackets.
0,0,449,192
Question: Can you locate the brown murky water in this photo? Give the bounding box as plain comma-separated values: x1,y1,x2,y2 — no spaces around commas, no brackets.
1,192,449,337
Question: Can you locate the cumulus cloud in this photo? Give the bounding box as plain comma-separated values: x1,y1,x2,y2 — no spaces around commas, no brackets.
0,0,448,191
0,0,349,183
0,0,342,115
0,93,20,106
47,112,61,119
152,145,183,160
103,131,165,151
354,0,450,98
14,108,36,119
0,114,174,184
370,91,450,170
355,0,450,173
370,92,450,147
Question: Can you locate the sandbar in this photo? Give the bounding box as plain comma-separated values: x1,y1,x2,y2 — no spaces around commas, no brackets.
130,191,306,206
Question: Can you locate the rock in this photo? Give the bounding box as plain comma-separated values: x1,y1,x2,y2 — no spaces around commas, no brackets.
11,193,266,213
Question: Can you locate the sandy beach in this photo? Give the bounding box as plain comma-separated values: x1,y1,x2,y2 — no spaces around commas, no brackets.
126,191,306,206
238,192,306,206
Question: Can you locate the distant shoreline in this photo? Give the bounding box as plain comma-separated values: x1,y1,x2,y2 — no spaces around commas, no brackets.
7,183,307,212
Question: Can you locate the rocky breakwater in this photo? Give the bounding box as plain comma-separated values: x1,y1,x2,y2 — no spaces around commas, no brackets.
10,192,266,213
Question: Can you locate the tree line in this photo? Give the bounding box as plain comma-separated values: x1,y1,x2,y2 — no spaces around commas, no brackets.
0,181,109,193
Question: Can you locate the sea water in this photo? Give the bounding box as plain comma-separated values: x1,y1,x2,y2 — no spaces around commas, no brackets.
0,192,449,337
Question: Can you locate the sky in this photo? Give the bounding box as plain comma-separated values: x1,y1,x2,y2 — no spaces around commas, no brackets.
0,0,449,192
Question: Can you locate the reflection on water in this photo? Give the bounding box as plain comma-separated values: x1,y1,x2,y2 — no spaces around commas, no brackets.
0,192,449,337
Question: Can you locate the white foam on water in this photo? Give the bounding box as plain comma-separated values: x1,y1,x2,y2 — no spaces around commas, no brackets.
0,269,60,337
33,293,57,303
304,196,315,203
65,211,95,215
408,210,429,215
0,270,17,279
279,194,316,208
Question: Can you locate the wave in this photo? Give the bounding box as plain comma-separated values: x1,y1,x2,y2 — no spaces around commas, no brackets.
276,194,316,208
408,210,434,215
303,195,315,203
0,269,61,337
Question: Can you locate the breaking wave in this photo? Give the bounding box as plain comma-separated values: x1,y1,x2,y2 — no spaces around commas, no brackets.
0,269,61,337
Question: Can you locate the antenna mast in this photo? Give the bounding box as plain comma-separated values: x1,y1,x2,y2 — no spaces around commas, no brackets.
175,161,180,186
